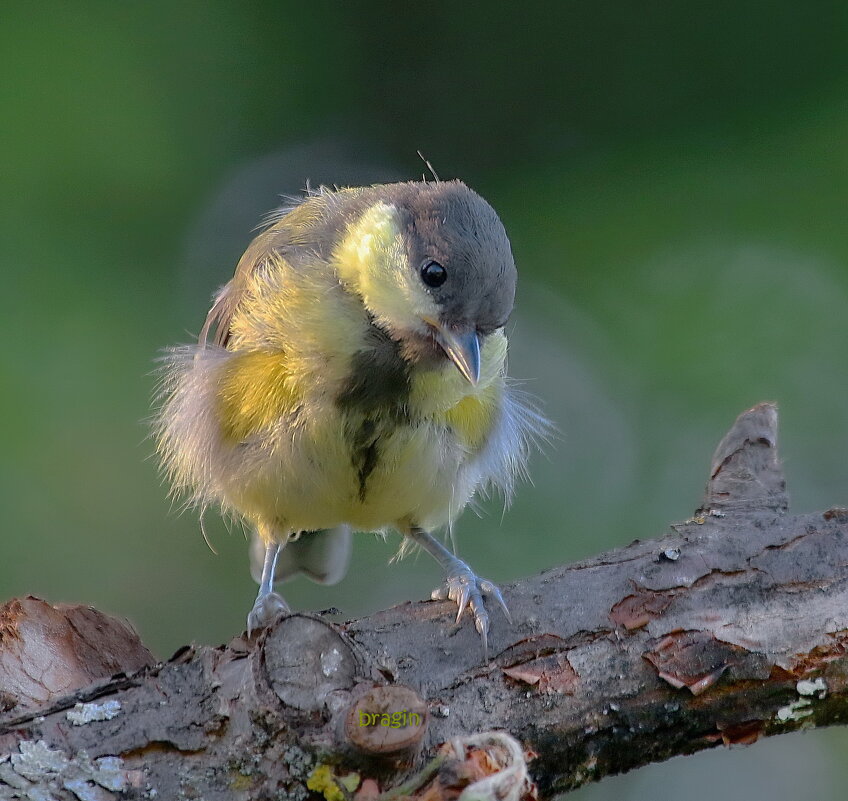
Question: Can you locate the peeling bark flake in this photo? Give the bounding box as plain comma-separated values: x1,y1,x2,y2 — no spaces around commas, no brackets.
503,653,579,694
644,630,770,695
610,591,674,631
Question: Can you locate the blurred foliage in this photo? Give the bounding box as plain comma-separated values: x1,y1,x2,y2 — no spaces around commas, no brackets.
3,2,848,798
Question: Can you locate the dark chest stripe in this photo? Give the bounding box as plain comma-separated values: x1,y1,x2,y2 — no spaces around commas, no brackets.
336,321,411,502
351,419,381,502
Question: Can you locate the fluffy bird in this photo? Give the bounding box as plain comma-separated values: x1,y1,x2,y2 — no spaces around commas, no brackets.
154,179,547,652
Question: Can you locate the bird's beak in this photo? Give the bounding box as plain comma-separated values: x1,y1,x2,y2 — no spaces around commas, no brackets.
426,320,481,385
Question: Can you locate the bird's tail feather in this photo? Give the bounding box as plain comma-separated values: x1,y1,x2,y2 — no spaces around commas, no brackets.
249,526,353,586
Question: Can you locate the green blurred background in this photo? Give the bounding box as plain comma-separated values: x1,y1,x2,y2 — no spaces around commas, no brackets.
4,2,848,798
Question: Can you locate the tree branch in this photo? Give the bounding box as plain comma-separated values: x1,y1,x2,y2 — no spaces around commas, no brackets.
3,402,848,800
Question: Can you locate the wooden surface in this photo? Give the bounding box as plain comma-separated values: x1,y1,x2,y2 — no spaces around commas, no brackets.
3,402,848,800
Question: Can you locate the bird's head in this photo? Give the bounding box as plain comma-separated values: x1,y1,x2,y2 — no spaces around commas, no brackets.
333,180,516,384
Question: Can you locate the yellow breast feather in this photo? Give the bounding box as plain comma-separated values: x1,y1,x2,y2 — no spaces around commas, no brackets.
216,350,302,442
409,329,508,454
443,383,502,452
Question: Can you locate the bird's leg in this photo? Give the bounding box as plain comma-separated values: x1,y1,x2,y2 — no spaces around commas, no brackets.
406,526,511,657
247,540,290,636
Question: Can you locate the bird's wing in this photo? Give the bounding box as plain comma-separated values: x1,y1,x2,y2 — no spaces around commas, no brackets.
198,281,238,348
198,227,286,348
198,188,355,349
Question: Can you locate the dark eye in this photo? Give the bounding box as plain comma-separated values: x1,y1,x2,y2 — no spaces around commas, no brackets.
420,259,447,288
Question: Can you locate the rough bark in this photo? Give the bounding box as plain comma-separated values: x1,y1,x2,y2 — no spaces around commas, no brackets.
3,402,848,800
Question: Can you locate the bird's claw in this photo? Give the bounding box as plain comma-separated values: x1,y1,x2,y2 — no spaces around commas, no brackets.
246,591,290,637
431,566,511,656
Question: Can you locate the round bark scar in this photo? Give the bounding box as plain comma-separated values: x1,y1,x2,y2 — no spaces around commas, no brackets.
263,616,356,711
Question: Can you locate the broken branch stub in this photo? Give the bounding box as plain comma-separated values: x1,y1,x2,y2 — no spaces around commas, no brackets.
700,401,788,515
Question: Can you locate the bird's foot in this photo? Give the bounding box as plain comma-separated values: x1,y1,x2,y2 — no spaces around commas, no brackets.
431,562,511,656
246,591,290,637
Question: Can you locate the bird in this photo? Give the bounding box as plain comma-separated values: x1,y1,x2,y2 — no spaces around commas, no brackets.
154,178,549,654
